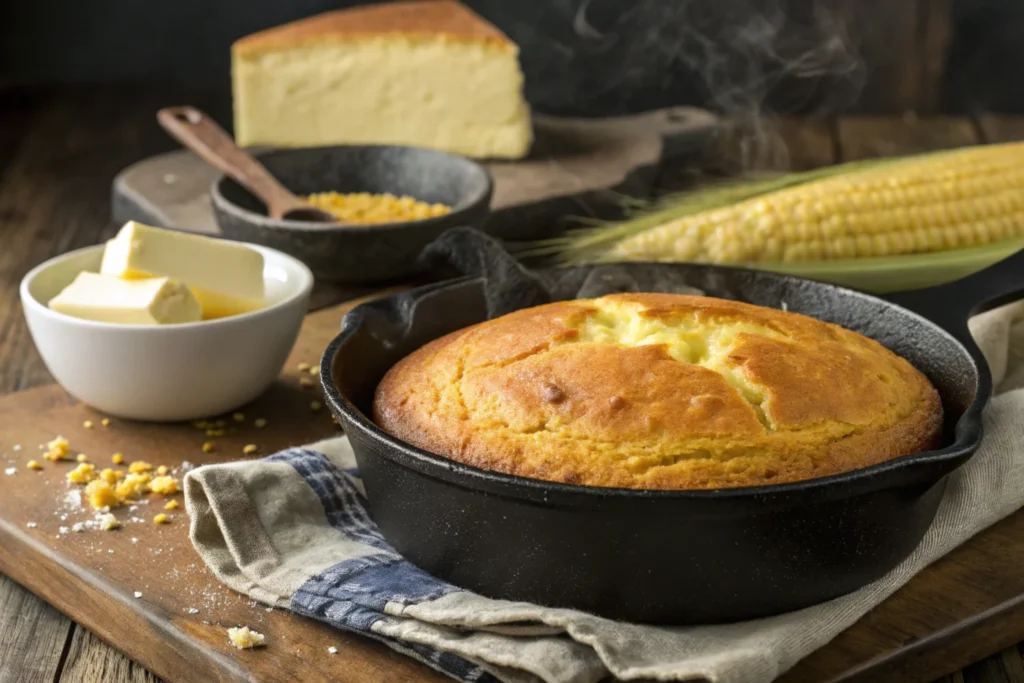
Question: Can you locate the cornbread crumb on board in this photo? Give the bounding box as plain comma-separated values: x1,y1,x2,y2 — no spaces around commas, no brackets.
228,626,266,649
374,293,943,491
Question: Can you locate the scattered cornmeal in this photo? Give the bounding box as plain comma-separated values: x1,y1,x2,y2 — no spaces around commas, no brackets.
299,377,314,388
44,436,70,461
128,461,153,474
201,442,216,454
101,418,111,427
100,468,124,485
26,460,42,471
86,480,118,510
303,191,451,225
111,453,124,465
149,475,180,495
253,418,267,429
233,412,245,422
156,465,169,476
76,453,89,463
83,420,94,429
164,499,179,511
153,513,170,525
297,362,311,372
116,473,152,501
67,463,97,484
310,400,322,412
227,626,266,649
206,428,226,437
99,513,120,531
243,444,258,455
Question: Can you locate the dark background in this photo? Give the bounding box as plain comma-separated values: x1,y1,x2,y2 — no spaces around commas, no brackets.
0,0,1021,118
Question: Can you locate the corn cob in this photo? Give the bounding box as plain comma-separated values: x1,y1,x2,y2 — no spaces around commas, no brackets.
558,142,1024,265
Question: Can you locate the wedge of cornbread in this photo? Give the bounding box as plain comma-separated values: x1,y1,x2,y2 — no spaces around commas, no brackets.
374,293,943,490
232,0,532,159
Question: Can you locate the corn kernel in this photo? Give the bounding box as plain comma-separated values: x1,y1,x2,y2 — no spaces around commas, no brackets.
83,420,94,429
299,377,314,388
206,429,226,437
193,420,209,429
44,436,70,461
253,418,267,429
308,366,318,376
26,460,42,471
86,480,118,510
164,499,179,511
242,444,258,455
310,400,322,412
101,418,111,427
233,412,245,422
153,513,169,525
100,468,124,485
76,453,89,463
128,461,153,474
149,475,180,496
156,465,169,476
201,442,216,454
111,453,124,465
67,463,97,484
297,362,311,372
116,473,151,501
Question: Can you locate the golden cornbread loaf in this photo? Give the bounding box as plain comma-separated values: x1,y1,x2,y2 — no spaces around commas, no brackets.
373,294,943,490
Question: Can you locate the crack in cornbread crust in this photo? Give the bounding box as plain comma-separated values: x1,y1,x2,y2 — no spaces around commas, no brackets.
374,294,943,490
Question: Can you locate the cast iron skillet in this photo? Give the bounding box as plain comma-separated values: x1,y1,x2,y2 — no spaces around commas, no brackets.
321,249,1024,625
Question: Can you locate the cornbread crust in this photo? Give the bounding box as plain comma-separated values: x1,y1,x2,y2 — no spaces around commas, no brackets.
233,1,514,58
373,294,943,490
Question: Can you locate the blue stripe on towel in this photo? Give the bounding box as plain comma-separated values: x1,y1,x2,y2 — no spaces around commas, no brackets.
272,448,493,683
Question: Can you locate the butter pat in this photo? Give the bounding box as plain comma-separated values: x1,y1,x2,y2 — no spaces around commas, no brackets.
48,272,202,325
101,222,265,319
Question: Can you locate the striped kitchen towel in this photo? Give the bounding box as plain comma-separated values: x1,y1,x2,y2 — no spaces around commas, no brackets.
184,302,1024,683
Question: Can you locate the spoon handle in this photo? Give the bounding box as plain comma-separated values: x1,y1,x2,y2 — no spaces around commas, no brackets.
157,106,301,219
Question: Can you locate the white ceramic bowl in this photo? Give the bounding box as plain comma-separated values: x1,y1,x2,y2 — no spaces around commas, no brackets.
20,242,314,421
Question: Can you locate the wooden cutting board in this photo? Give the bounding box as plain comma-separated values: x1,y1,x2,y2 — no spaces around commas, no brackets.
3,296,1024,683
111,107,719,243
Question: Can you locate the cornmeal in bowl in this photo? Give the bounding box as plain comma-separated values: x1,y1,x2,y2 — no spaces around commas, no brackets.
373,293,942,490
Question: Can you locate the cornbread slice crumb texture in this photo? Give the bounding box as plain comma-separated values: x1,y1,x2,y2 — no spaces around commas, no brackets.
374,293,943,490
231,0,532,159
227,626,266,649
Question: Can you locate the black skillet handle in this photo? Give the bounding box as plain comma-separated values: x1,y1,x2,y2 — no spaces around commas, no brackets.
885,247,1024,339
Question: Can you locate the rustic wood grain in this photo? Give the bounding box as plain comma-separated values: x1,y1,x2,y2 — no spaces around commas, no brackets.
835,115,979,161
60,628,161,683
974,115,1024,144
854,0,953,115
0,576,73,683
707,117,837,175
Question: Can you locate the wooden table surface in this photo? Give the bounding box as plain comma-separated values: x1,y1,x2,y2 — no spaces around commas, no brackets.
2,85,1024,683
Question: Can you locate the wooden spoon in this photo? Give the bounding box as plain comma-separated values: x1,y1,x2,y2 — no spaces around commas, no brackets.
157,106,338,223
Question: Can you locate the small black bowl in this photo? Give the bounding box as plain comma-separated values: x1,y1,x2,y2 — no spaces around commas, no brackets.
211,145,493,283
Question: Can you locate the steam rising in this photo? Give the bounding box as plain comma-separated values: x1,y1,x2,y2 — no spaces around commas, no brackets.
487,0,867,169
